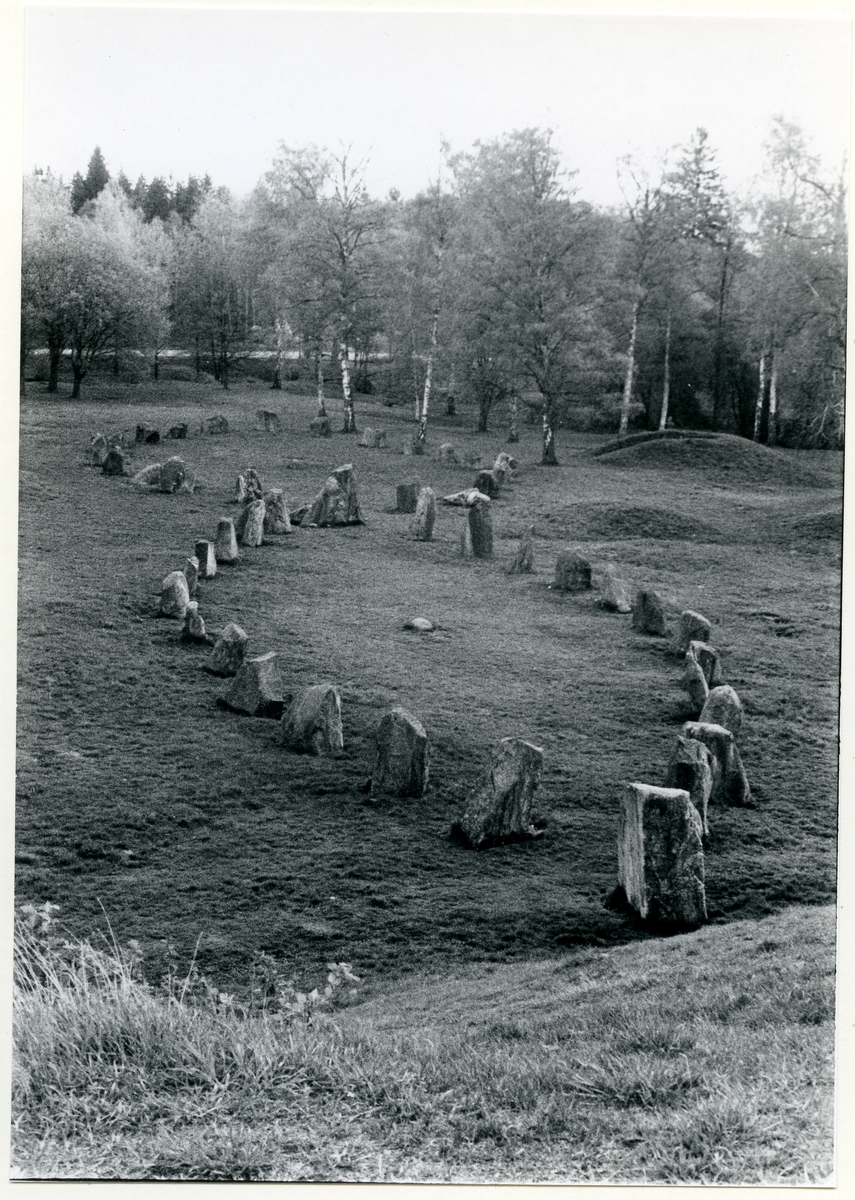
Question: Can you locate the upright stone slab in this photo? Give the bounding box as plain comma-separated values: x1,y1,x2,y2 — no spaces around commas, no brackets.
664,736,714,838
207,622,248,676
474,469,502,499
305,464,363,527
438,443,459,464
495,451,517,473
309,415,332,437
396,478,421,513
159,570,190,619
468,499,493,559
237,499,266,547
159,457,186,494
131,463,162,487
459,521,474,558
263,490,292,534
554,550,592,592
632,589,667,636
700,685,743,738
136,424,160,444
181,601,210,644
457,737,544,849
682,721,750,806
184,555,199,598
371,707,429,797
600,567,632,613
202,415,229,435
167,423,187,439
195,540,217,579
678,610,712,653
413,487,437,541
102,447,127,477
687,640,723,687
358,427,387,448
280,683,343,755
256,409,281,433
214,518,239,564
508,526,534,574
221,651,284,718
683,656,709,714
234,474,248,504
88,434,108,467
617,783,707,927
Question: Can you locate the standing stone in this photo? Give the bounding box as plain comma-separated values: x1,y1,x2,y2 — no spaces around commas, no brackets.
600,566,632,613
617,783,707,927
457,737,544,849
202,415,229,435
438,443,459,464
195,540,217,579
687,640,723,687
664,736,714,838
88,434,108,467
159,457,186,493
102,447,127,477
167,423,188,439
494,451,517,473
682,721,750,806
508,526,534,574
700,685,743,738
136,424,160,444
184,555,199,598
181,601,210,644
280,683,344,755
305,464,363,527
159,570,190,619
371,707,429,797
357,427,387,448
309,415,331,437
256,409,281,433
413,487,437,541
459,521,474,558
474,469,502,499
237,499,266,547
214,518,239,564
678,610,712,653
468,499,493,559
263,490,292,534
683,655,709,714
632,589,667,636
220,651,284,718
206,622,248,676
234,474,248,504
396,478,421,513
554,550,592,592
131,463,162,487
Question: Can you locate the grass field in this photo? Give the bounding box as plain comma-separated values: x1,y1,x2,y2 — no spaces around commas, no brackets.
13,375,842,1180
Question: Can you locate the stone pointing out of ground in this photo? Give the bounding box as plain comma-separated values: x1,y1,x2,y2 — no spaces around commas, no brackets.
404,617,434,632
202,415,229,435
159,457,186,494
438,443,459,464
682,721,751,806
214,518,239,564
700,684,744,738
195,540,217,580
206,622,248,676
234,469,263,505
632,589,667,636
413,487,437,541
220,651,284,719
683,655,710,714
474,469,503,499
88,434,108,467
101,447,127,477
135,424,160,444
371,707,429,797
495,451,518,473
664,736,714,839
159,570,190,619
305,464,364,527
184,555,199,599
508,525,535,574
687,640,723,687
167,423,188,440
617,783,707,928
396,478,421,513
599,566,632,613
457,737,544,849
236,499,266,547
358,427,388,448
131,463,162,488
256,410,282,433
262,490,292,534
181,601,211,645
280,683,344,755
309,415,332,437
678,610,712,653
468,499,493,559
554,549,592,592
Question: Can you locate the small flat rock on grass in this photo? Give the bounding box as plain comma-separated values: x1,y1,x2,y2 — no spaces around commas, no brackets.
280,683,343,755
206,622,248,676
159,570,190,619
457,737,544,849
404,617,434,632
220,651,284,718
617,782,707,928
371,707,429,797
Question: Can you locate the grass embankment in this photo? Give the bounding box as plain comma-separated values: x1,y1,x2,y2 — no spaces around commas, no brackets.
12,903,834,1183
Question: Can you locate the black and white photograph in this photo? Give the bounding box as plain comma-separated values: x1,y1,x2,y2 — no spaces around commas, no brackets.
9,1,850,1185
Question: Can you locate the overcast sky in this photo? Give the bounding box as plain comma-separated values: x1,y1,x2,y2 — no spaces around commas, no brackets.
22,7,853,208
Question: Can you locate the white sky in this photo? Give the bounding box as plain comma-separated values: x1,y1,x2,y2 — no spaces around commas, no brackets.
22,6,852,209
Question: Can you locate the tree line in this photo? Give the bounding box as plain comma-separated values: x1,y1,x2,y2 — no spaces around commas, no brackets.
21,124,846,461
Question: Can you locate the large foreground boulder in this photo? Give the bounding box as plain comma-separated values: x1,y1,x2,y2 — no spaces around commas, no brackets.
508,525,534,574
206,622,248,676
195,540,217,579
371,707,429,797
305,464,364,527
699,684,743,738
554,550,592,592
617,783,707,928
682,721,750,806
457,737,544,849
664,736,714,838
280,684,344,755
220,651,284,718
413,487,437,541
263,490,292,534
159,570,190,619
396,478,421,513
632,589,667,636
678,610,712,653
214,518,239,564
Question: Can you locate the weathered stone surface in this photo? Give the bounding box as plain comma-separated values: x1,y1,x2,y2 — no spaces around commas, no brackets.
443,489,490,507
234,474,248,504
438,443,459,464
404,617,434,632
102,447,127,476
88,433,108,467
700,685,743,738
214,518,239,564
195,540,217,579
221,651,284,718
167,423,187,439
357,427,387,448
181,600,210,644
682,721,750,806
396,478,421,513
459,521,474,558
468,499,493,559
664,736,714,838
554,550,592,592
632,589,667,636
236,499,266,547
280,683,343,755
371,707,429,797
159,456,186,493
413,487,437,541
678,610,712,653
309,415,332,437
687,640,723,687
474,469,503,499
683,656,710,714
508,525,535,575
263,490,291,534
617,783,707,927
234,469,263,504
131,463,162,487
457,737,544,849
406,435,426,456
289,504,309,526
600,567,632,613
202,415,229,435
207,622,248,676
159,570,190,619
305,464,364,527
256,409,281,433
136,424,160,444
184,555,199,598
495,451,517,473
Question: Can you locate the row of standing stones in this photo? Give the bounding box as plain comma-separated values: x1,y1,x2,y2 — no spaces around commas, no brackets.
92,416,747,930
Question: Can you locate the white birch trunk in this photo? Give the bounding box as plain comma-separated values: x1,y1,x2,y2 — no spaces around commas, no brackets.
339,342,356,433
417,308,439,443
618,299,640,437
508,391,519,443
658,311,672,432
768,350,778,447
316,351,327,417
753,345,767,442
272,318,284,390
